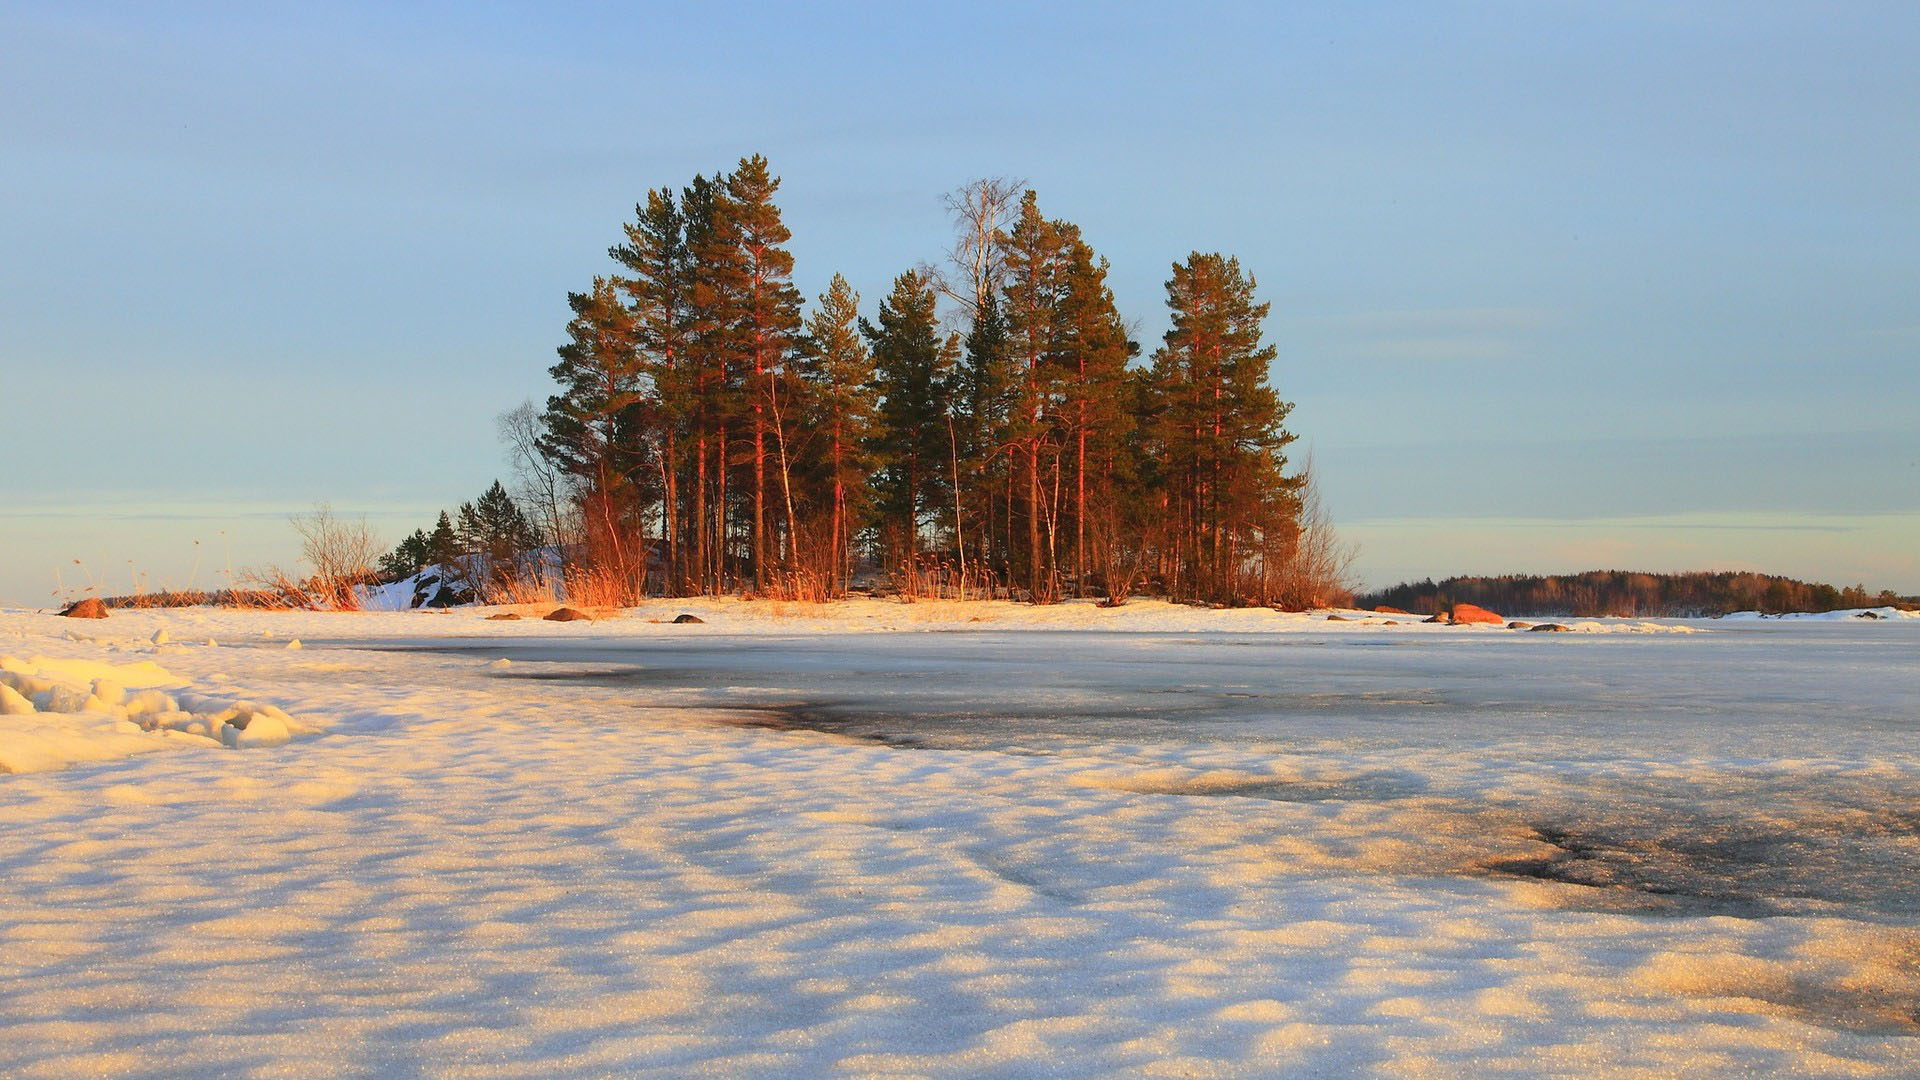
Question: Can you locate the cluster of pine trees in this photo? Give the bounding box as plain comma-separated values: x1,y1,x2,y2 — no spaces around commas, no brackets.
379,481,542,587
1359,571,1910,618
525,157,1336,606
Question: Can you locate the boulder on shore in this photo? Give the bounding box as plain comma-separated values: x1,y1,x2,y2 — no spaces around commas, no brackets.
58,598,109,619
1449,603,1504,625
543,607,591,622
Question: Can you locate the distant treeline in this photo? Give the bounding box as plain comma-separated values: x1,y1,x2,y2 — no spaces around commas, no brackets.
1358,571,1915,618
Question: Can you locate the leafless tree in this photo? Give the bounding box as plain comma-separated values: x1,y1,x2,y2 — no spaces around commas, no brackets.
1268,455,1358,609
497,400,569,547
928,176,1025,321
290,504,383,610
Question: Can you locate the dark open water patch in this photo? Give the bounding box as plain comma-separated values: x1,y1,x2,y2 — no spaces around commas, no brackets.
489,666,703,686
1478,809,1920,923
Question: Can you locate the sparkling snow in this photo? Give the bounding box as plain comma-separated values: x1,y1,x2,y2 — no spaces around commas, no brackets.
0,600,1915,1077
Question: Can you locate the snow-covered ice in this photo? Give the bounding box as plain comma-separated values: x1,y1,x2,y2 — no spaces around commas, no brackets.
0,599,1916,1077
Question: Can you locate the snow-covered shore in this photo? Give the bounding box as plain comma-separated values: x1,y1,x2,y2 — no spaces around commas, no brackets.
2,603,1916,1076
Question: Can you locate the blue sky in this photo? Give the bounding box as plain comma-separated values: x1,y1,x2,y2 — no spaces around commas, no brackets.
2,1,1916,605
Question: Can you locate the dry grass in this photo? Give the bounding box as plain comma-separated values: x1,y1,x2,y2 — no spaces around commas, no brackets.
476,571,562,607
562,562,645,608
762,568,829,604
233,567,324,610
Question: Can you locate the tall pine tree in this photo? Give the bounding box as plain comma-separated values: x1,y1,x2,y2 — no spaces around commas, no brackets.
1148,253,1298,603
864,269,959,565
725,156,805,586
541,276,650,594
998,191,1072,600
799,273,878,593
610,187,690,592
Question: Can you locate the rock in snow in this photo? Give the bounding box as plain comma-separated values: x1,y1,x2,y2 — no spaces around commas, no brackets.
1449,603,1505,625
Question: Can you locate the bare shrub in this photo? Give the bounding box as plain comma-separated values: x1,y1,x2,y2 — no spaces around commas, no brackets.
1268,459,1357,610
498,401,570,548
562,561,643,609
763,567,828,604
290,504,383,610
234,566,317,610
479,570,561,607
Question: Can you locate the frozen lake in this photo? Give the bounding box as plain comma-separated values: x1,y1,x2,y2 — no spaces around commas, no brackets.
3,604,1917,1076
389,621,1920,924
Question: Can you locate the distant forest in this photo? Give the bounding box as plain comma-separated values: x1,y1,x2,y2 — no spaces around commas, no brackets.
1359,572,1915,618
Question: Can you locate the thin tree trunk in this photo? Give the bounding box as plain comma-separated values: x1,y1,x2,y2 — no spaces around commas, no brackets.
832,421,846,596
717,423,729,591
948,410,965,600
1076,423,1086,599
770,376,801,590
1027,443,1044,602
695,431,709,594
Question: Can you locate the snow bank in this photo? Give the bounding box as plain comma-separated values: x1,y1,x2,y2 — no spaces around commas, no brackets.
1720,606,1918,621
0,652,313,773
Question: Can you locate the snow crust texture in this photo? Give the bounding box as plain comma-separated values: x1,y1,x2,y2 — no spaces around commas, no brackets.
0,601,1916,1078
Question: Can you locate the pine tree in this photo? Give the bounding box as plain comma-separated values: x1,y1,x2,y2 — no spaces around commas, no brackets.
379,529,431,582
865,269,959,565
611,187,691,592
541,276,649,591
426,511,461,571
725,156,805,587
1056,238,1137,596
958,291,1013,584
800,273,877,594
465,480,541,571
680,173,744,592
1148,253,1298,602
455,501,484,554
998,191,1073,600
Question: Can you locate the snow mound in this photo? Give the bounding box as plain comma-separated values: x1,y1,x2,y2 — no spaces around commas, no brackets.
0,654,315,774
1720,606,1917,621
1559,620,1703,634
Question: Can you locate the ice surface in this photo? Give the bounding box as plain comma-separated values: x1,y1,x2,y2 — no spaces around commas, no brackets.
0,602,1916,1076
